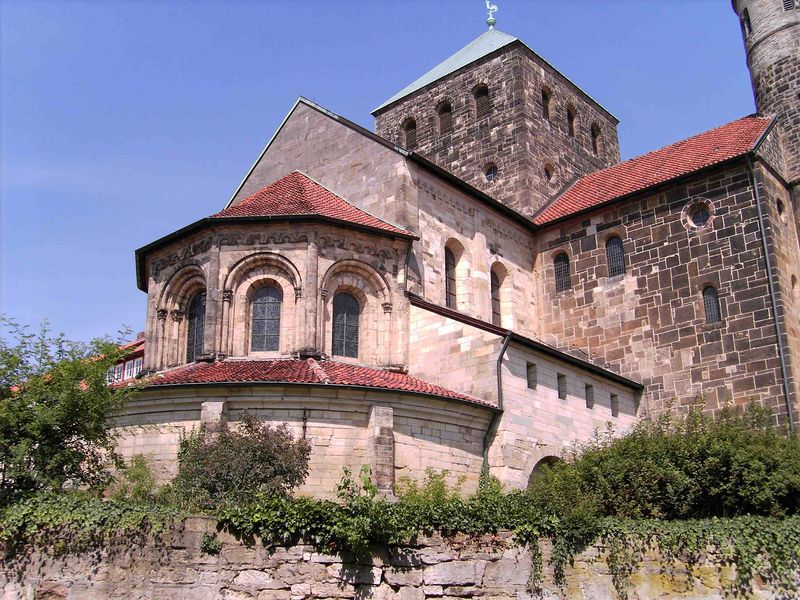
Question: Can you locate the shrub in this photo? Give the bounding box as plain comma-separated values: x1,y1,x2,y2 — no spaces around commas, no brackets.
528,404,800,520
172,411,311,509
109,454,157,503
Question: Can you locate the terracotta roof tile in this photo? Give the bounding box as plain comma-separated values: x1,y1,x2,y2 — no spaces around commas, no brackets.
146,358,493,408
213,171,413,237
533,115,772,225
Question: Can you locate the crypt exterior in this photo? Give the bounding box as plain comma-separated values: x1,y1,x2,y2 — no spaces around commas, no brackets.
121,1,800,497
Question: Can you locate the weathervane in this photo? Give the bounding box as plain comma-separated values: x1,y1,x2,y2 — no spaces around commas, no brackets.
486,0,498,28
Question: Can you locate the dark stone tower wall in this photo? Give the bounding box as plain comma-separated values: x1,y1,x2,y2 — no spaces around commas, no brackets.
733,0,800,186
374,42,620,217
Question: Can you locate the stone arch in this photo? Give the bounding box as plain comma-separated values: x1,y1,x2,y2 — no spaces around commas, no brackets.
156,263,207,369
525,449,563,488
490,261,511,328
320,259,392,365
222,252,303,357
445,238,470,312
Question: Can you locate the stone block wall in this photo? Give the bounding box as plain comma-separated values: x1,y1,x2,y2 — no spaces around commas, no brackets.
375,43,619,217
1,518,781,600
535,160,792,421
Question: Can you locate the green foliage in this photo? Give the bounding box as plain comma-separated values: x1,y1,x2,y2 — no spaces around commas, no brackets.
0,317,137,505
172,410,311,510
528,405,800,520
109,454,158,503
200,532,222,555
0,492,179,557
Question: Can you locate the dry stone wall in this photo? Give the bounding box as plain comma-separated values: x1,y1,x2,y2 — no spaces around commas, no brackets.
1,517,780,600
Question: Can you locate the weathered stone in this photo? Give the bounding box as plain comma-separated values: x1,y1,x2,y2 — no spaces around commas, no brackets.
327,564,383,586
230,569,287,591
383,567,423,587
423,561,486,586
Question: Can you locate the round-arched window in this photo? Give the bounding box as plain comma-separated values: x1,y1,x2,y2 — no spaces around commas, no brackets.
251,285,282,352
332,293,360,358
485,163,499,182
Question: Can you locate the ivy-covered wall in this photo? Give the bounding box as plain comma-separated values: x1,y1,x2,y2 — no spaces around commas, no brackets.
0,516,781,600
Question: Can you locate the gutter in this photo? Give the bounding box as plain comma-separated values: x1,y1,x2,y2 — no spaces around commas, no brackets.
745,151,795,430
483,333,512,481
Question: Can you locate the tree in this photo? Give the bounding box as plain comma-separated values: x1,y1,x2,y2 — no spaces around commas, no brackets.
173,411,311,509
0,317,135,505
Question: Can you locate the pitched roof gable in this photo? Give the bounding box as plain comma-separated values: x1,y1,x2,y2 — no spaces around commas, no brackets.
533,115,773,225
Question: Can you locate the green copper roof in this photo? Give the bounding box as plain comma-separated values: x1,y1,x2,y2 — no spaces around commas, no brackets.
372,28,518,114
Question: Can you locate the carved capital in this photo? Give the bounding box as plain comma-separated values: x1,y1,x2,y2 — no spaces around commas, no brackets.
170,309,185,323
156,309,168,322
382,302,393,314
294,287,302,300
221,289,233,302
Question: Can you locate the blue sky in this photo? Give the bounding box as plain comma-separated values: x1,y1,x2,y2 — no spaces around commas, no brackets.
1,0,754,342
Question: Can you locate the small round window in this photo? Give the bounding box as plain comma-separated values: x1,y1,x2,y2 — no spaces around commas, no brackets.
485,164,499,183
683,199,713,230
691,205,710,227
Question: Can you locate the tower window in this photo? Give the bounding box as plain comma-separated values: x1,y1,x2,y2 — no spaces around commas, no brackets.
251,285,282,352
491,270,501,326
567,107,577,138
590,123,602,155
485,163,499,182
437,102,453,134
541,88,552,120
332,292,360,358
403,118,417,149
544,163,555,182
610,393,619,418
606,236,625,278
742,8,752,36
186,292,206,362
585,384,594,409
526,362,538,389
703,286,722,324
557,373,567,399
474,85,490,120
554,252,571,293
783,0,795,11
445,247,457,309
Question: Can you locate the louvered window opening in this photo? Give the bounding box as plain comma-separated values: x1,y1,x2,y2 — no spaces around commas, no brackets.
703,286,722,324
554,253,571,292
475,88,490,119
491,271,501,326
332,293,360,358
567,109,576,137
404,120,417,148
251,286,282,352
557,373,567,399
783,0,795,11
186,292,206,363
526,363,538,389
445,248,457,309
541,90,551,120
606,236,625,277
591,125,601,155
585,384,594,409
439,105,453,134
692,206,710,226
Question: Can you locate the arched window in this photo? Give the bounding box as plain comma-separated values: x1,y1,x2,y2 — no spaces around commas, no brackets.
541,88,552,120
484,163,499,182
403,118,417,149
437,102,453,134
186,292,206,362
567,107,577,138
544,163,555,182
606,236,625,278
742,9,752,36
251,285,282,352
474,85,490,120
332,293,360,358
554,253,571,293
703,286,722,323
491,270,501,326
591,123,602,155
445,247,457,309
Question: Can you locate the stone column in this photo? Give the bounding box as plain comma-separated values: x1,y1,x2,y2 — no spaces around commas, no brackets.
305,235,320,351
204,250,221,357
368,405,395,496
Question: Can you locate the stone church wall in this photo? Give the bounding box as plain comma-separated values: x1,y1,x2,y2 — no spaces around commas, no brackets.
2,518,780,600
535,160,792,422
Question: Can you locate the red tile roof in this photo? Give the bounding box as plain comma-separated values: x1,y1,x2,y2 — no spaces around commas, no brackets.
146,358,493,408
533,115,773,225
213,171,413,237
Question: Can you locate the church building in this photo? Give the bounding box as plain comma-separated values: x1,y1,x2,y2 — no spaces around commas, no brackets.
119,0,800,496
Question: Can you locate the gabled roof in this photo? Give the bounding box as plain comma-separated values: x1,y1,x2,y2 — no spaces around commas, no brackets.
213,171,412,237
373,28,518,113
146,358,495,409
533,115,774,225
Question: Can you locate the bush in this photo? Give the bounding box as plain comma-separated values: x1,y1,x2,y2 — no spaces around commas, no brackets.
172,411,311,509
528,404,800,520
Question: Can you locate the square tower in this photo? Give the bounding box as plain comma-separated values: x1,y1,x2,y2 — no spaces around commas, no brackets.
373,28,621,216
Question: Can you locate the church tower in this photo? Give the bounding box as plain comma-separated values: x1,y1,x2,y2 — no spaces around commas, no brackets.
733,0,800,190
372,22,620,217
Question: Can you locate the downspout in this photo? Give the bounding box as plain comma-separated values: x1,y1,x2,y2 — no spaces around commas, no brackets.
746,154,795,430
482,333,512,480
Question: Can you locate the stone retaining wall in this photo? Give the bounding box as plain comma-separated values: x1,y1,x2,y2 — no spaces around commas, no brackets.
0,517,777,600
